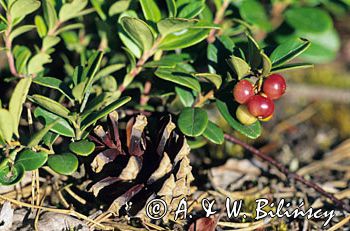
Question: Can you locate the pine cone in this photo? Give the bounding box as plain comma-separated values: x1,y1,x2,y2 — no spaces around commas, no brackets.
87,112,194,221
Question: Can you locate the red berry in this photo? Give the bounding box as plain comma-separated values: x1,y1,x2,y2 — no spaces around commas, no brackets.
233,80,255,104
247,95,274,119
263,74,286,100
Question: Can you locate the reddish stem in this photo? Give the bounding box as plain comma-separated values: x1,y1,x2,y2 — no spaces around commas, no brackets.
207,0,230,44
224,133,350,213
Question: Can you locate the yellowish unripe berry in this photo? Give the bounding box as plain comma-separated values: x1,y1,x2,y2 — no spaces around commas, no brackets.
236,105,257,125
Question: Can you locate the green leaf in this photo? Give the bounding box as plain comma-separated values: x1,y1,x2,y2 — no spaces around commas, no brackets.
9,77,32,137
9,25,36,41
207,35,235,74
270,38,311,67
247,35,262,70
203,121,224,144
194,73,222,89
140,0,161,23
227,56,251,80
109,0,131,16
33,76,73,101
81,51,104,92
157,18,196,36
27,119,59,148
16,149,48,171
178,2,205,18
91,0,106,20
94,64,125,81
59,0,88,22
155,68,201,92
27,53,52,74
178,107,208,137
55,23,84,35
35,15,47,38
9,0,40,21
285,7,332,33
270,63,314,73
30,95,71,119
47,153,78,175
0,163,25,186
120,17,154,51
158,28,210,50
34,107,75,137
261,51,272,76
299,29,340,63
0,22,7,33
216,99,261,139
13,45,31,74
175,87,194,107
43,0,58,30
118,12,142,58
0,109,14,143
240,0,271,31
166,0,177,17
69,140,95,156
144,54,191,68
72,81,86,102
42,36,61,52
42,131,59,147
187,136,207,149
81,96,131,131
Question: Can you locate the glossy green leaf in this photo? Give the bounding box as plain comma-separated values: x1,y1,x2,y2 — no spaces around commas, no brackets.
178,1,205,18
120,17,154,51
187,136,207,149
159,28,209,50
270,38,311,67
69,140,95,156
166,0,177,17
240,0,271,31
27,120,59,148
285,7,332,33
9,25,36,41
155,68,201,92
157,18,196,36
203,121,224,144
27,53,52,74
175,87,194,107
81,96,131,131
109,0,131,16
47,153,78,175
34,107,75,137
0,109,14,143
9,77,32,137
72,81,86,102
270,63,314,73
194,73,222,89
16,149,48,171
140,0,161,22
42,131,59,147
35,15,47,37
178,107,208,137
144,54,191,68
207,35,235,74
216,99,261,139
82,51,104,93
227,56,251,80
0,163,25,186
30,95,71,119
59,0,88,22
80,93,109,120
9,0,40,21
33,76,73,101
42,36,61,52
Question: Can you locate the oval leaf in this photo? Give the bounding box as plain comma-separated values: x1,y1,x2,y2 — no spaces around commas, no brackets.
178,107,208,137
203,121,224,144
0,163,25,186
0,109,14,143
16,149,48,171
69,140,95,156
140,0,161,22
155,68,201,92
47,153,78,175
216,99,261,139
30,95,71,119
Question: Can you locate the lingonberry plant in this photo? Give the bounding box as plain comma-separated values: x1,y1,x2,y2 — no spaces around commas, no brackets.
0,0,349,229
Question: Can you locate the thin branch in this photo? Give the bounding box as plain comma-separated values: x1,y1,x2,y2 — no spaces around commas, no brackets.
4,15,18,77
207,0,230,44
224,133,350,213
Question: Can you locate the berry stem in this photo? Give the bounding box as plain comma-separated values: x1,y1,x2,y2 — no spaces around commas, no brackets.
224,133,350,213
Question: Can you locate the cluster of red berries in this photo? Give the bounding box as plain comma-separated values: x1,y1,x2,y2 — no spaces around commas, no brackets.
233,74,286,125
